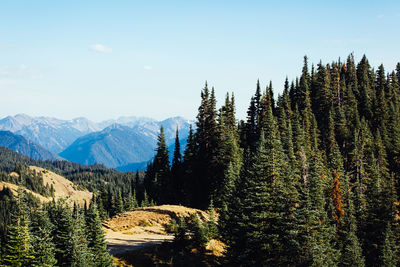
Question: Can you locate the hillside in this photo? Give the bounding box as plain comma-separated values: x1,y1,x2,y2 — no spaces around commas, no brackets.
0,181,50,202
0,131,58,161
28,166,92,204
104,205,209,232
0,166,92,205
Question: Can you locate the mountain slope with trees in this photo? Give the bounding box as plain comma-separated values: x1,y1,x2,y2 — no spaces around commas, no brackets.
59,117,192,169
0,131,58,161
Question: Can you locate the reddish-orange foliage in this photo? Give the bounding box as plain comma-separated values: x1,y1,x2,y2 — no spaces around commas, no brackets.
332,170,344,228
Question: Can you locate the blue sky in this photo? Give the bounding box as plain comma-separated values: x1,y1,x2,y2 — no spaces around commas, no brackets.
1,1,399,121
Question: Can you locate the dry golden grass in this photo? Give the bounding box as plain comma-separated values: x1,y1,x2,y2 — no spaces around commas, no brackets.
0,166,92,206
0,181,49,202
29,166,92,205
103,205,209,232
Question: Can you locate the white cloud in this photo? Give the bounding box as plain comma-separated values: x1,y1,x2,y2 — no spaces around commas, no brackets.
89,44,112,53
143,65,152,70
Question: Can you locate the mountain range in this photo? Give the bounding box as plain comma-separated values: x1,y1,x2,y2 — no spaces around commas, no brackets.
0,114,193,171
0,114,101,153
0,131,58,161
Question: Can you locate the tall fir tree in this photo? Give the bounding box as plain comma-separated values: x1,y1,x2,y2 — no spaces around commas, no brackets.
171,128,183,204
153,125,171,204
85,201,113,267
30,208,57,267
2,193,34,267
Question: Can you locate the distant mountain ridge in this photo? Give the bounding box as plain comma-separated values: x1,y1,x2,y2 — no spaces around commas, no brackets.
0,130,58,161
0,114,101,153
0,114,193,170
59,124,156,168
59,117,192,169
0,114,192,150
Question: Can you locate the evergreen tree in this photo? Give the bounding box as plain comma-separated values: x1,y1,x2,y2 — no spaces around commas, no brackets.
30,208,57,267
48,199,75,267
85,201,112,267
357,55,374,121
191,84,221,209
171,128,182,204
2,194,34,267
112,189,124,216
70,207,90,267
153,125,171,204
381,222,398,267
341,197,365,267
314,62,333,135
297,55,311,111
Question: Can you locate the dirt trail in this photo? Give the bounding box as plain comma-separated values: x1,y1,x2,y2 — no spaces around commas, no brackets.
104,205,210,255
105,228,174,255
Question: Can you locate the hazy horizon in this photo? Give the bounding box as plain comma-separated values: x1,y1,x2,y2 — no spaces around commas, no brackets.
0,112,193,124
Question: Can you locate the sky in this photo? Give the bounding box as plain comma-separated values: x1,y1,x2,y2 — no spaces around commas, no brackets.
1,0,400,122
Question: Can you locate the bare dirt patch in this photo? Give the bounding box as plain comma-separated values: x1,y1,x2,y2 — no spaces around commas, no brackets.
104,205,210,255
105,228,174,255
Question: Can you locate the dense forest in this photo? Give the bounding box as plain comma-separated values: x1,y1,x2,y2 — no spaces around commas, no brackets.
0,54,399,266
143,54,400,266
0,147,149,266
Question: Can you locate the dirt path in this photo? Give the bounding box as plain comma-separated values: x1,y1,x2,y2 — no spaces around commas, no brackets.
105,229,174,255
103,205,209,255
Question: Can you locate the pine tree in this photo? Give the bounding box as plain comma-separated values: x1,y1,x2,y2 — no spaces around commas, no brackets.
182,124,196,206
70,207,90,267
191,84,221,209
48,199,75,267
171,128,182,204
303,149,339,266
243,81,262,151
2,194,34,267
205,200,218,240
85,201,112,267
357,55,374,121
214,95,242,207
132,189,139,208
112,189,124,216
187,214,208,250
153,125,171,204
341,196,365,267
125,190,133,211
141,190,150,207
297,55,311,112
224,104,302,265
30,208,57,267
381,222,398,267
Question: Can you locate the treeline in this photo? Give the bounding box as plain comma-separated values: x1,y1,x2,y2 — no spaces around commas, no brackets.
0,190,112,266
144,54,400,266
0,148,152,266
0,146,151,220
0,163,54,197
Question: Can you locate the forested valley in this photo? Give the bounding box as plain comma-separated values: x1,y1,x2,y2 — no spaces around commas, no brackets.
0,54,399,266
